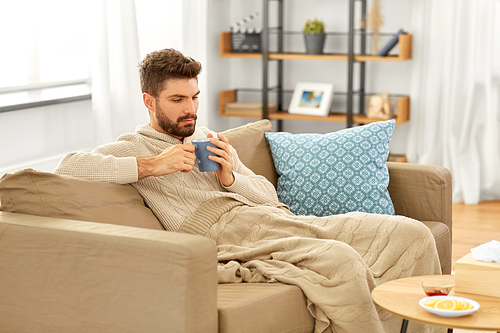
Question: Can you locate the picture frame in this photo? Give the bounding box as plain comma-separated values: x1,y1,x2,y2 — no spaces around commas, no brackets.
288,82,334,117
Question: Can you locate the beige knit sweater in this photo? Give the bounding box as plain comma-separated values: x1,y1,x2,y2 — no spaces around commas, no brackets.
54,124,284,231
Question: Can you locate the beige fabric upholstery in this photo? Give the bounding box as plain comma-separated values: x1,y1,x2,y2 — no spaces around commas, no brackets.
387,162,452,274
218,283,314,333
0,211,218,333
387,162,452,235
422,221,452,274
223,119,278,188
0,169,164,230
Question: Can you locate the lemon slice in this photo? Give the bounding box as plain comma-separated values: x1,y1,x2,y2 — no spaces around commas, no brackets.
435,299,458,310
456,300,473,310
424,299,440,308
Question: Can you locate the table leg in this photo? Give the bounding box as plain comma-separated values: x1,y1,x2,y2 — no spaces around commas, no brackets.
448,329,453,333
400,319,409,333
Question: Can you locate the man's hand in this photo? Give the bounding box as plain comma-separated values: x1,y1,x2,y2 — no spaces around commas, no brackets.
207,133,235,186
137,144,196,179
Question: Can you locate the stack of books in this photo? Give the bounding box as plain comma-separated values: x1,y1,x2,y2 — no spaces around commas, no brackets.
224,102,277,115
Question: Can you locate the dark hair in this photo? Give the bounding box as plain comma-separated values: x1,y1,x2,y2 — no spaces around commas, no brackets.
138,48,202,98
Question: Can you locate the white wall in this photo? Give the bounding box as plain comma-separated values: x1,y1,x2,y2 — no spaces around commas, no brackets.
206,0,413,154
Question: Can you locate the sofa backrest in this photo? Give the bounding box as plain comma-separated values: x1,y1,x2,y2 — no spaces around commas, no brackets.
222,119,278,188
0,169,164,230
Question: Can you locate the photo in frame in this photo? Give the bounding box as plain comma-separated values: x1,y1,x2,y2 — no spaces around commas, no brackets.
288,82,334,117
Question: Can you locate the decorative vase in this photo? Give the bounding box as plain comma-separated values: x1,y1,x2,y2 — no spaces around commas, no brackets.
304,33,325,55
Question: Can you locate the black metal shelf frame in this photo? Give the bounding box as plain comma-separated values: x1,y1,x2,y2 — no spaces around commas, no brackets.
261,0,369,129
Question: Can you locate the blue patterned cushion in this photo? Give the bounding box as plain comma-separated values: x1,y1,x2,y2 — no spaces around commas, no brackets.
265,120,395,216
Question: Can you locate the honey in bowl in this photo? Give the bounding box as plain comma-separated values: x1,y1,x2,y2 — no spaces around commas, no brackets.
423,286,453,297
421,279,455,297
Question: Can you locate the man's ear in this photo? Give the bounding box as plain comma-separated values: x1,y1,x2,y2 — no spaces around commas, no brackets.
143,93,155,111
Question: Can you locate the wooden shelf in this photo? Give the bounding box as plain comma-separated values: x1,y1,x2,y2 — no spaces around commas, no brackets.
219,32,261,58
219,90,410,125
270,53,349,61
219,32,412,61
356,34,412,61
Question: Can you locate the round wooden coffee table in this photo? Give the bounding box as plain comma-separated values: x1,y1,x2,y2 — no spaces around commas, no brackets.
372,275,500,333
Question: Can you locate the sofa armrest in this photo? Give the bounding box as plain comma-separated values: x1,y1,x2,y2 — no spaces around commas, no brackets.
387,162,452,235
0,212,218,333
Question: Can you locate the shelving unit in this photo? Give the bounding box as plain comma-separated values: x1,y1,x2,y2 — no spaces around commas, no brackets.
219,0,412,129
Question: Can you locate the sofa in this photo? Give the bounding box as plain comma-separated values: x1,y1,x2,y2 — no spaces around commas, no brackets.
0,119,452,333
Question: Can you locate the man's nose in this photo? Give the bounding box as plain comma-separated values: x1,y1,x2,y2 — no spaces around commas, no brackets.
185,99,197,114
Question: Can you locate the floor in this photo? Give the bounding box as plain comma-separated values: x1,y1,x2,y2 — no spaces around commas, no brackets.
451,200,500,333
451,200,500,271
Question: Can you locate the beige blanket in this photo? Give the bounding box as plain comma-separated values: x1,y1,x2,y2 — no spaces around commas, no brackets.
179,197,444,333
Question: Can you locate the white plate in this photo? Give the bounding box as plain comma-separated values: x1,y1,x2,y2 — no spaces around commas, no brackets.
419,296,480,318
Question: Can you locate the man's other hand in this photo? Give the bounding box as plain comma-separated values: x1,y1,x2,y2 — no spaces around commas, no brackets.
137,144,196,179
207,133,235,187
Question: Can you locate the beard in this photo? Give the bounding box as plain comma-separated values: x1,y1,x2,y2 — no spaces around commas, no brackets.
155,105,197,138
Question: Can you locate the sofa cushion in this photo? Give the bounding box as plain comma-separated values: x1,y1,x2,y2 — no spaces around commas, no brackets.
265,120,396,217
223,119,278,188
218,283,314,333
0,169,164,230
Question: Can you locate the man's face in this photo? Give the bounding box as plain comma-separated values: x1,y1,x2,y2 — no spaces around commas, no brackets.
146,78,200,140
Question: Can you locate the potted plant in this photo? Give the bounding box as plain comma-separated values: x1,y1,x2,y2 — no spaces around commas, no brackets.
303,18,325,55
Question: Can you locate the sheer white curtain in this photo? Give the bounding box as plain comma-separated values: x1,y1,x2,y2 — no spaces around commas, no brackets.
92,0,146,144
408,0,500,204
181,0,209,128
91,0,208,145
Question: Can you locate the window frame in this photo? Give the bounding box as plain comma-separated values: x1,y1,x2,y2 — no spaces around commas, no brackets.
0,79,92,114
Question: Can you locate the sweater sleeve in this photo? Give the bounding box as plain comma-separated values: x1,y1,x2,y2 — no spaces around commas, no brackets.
54,140,140,184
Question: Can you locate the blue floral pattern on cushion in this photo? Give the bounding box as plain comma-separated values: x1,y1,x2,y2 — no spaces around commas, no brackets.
265,120,395,216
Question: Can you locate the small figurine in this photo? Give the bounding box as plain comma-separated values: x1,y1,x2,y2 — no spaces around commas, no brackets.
366,93,393,120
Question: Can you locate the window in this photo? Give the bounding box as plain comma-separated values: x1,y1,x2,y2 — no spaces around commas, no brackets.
0,0,94,89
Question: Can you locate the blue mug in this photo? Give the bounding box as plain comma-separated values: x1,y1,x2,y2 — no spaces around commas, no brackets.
192,138,221,172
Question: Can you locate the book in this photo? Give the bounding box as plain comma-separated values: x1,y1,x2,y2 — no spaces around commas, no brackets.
224,102,277,115
378,29,406,57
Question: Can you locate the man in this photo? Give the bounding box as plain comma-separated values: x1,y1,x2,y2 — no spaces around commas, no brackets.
56,49,280,232
55,49,442,333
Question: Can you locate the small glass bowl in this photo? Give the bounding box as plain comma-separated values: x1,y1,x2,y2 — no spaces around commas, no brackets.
421,278,455,297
